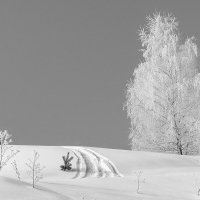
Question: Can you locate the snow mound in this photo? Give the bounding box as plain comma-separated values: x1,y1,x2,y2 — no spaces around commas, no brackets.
63,147,123,178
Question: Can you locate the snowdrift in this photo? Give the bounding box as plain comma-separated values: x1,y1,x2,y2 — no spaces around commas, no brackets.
1,145,200,200
63,146,123,178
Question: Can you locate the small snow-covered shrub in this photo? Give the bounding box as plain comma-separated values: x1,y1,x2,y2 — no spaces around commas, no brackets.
0,130,19,171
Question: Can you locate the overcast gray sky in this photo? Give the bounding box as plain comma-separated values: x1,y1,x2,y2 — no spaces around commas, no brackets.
0,0,199,149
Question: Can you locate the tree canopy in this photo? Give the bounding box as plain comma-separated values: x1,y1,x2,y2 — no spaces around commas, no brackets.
125,13,200,154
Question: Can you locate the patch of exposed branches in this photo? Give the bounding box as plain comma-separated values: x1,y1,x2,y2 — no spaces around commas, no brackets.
0,130,19,171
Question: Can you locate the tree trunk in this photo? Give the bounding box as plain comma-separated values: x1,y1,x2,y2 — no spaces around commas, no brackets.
177,145,183,155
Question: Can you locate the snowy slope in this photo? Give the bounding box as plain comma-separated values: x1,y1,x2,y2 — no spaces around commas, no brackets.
1,145,200,200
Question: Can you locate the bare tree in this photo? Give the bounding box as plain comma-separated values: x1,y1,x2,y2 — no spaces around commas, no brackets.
0,130,19,170
26,151,45,188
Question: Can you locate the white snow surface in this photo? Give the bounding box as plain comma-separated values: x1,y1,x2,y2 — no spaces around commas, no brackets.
63,146,123,178
1,145,200,200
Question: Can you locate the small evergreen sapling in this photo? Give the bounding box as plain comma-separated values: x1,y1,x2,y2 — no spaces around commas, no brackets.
60,152,73,171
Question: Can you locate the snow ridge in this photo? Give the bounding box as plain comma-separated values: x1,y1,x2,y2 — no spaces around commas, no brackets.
63,147,123,178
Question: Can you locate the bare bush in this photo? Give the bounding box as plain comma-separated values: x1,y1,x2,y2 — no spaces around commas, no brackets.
26,151,45,188
0,130,19,171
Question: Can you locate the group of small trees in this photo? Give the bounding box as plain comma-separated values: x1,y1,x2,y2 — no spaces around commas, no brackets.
125,13,200,155
0,130,45,188
0,129,75,188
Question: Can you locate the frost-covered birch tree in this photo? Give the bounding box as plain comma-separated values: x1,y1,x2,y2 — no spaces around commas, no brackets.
125,13,200,154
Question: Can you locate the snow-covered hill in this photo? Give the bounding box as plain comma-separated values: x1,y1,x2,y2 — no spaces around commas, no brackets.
1,145,200,200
